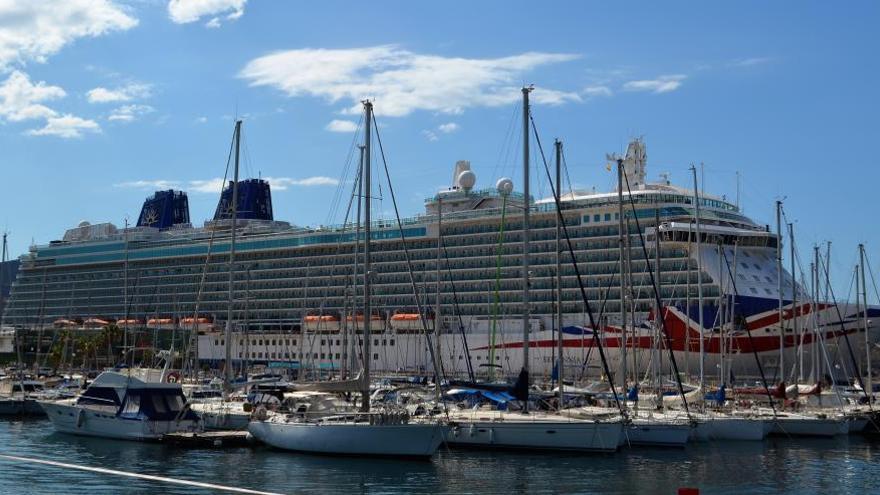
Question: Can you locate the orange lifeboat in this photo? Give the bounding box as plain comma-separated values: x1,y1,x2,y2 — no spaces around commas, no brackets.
53,318,78,328
180,317,212,325
116,318,143,326
345,313,385,332
304,314,341,333
146,318,174,327
83,317,111,328
389,311,433,332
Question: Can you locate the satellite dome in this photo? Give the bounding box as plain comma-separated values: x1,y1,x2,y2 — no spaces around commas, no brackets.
496,177,514,196
457,170,476,191
78,220,91,228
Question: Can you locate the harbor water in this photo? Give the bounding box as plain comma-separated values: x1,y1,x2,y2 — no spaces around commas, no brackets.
1,419,878,494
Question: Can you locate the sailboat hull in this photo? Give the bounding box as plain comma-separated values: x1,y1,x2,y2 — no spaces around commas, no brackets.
446,412,622,452
248,419,445,457
624,420,692,447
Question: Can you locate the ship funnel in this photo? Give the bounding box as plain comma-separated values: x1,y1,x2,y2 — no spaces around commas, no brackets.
453,160,476,192
213,178,274,221
623,138,647,188
137,190,190,229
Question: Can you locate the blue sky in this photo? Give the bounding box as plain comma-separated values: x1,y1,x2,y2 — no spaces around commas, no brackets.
0,1,878,296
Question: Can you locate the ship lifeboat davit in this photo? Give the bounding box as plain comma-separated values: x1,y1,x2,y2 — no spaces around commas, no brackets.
389,310,433,333
304,314,341,333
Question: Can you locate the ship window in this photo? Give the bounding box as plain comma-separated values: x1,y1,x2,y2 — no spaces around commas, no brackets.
740,262,749,270
271,339,277,346
321,340,325,346
152,394,168,414
373,353,379,361
320,353,325,359
285,339,290,346
765,289,773,295
584,216,590,223
604,214,611,221
765,276,773,283
753,264,761,270
335,353,340,359
753,275,760,282
390,339,395,346
252,340,256,346
214,339,218,346
285,352,290,358
221,340,225,346
749,287,758,294
594,214,600,222
336,340,341,346
374,339,379,346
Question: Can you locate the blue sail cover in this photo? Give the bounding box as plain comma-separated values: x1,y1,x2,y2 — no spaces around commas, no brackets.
213,179,273,221
137,190,190,229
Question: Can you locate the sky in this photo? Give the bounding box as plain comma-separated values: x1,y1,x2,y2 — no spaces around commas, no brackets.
0,0,878,297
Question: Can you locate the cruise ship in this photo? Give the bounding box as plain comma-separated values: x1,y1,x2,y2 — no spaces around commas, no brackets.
2,138,876,383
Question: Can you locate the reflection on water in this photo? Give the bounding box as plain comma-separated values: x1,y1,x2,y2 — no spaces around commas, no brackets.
0,419,878,494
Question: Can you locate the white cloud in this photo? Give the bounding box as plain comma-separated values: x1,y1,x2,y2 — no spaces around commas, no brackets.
86,83,151,103
0,70,66,122
195,116,208,123
622,75,686,94
583,85,612,98
325,119,358,132
107,104,154,122
168,0,247,26
26,114,100,138
239,46,580,117
115,176,338,192
0,1,137,69
730,57,772,68
422,130,438,142
438,122,458,134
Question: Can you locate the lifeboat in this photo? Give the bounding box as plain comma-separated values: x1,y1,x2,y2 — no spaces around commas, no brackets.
116,318,143,326
146,318,175,327
345,313,385,332
304,314,341,333
389,311,433,333
180,316,212,325
53,319,78,328
83,318,111,328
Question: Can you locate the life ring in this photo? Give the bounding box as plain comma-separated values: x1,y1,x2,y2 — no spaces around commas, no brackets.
165,372,181,384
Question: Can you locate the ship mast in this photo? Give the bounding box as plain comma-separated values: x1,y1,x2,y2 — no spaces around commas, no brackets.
224,119,242,395
361,100,373,412
521,86,533,413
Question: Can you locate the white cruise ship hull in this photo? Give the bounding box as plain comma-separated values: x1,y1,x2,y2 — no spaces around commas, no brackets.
248,419,444,457
40,400,198,441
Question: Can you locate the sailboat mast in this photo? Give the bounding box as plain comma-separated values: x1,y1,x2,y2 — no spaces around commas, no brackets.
435,196,442,379
362,101,373,412
789,222,798,384
690,165,705,391
521,86,532,413
123,217,129,364
776,201,784,382
224,119,242,392
555,139,564,407
0,232,6,332
859,244,872,402
617,158,627,392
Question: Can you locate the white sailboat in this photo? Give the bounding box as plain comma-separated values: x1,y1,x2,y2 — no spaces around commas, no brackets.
443,88,624,453
248,101,444,458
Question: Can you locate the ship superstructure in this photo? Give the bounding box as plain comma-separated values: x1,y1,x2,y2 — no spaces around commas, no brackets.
3,140,876,381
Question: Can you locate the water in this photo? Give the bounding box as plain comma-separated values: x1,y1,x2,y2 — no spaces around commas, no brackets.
1,419,878,494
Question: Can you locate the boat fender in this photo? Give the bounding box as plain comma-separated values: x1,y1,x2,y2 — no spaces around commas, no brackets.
489,427,494,444
76,408,86,428
165,372,181,384
468,423,476,437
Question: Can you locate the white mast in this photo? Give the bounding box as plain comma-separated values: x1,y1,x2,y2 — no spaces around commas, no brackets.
555,139,564,407
776,201,784,383
690,165,705,392
224,119,242,394
859,244,872,402
789,222,798,384
615,155,627,393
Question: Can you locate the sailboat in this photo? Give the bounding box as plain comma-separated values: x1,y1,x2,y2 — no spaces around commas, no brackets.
247,100,444,458
444,87,623,453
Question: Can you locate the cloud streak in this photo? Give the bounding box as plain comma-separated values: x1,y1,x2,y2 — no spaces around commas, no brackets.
239,46,580,117
325,119,358,132
115,176,339,192
622,75,686,94
87,83,152,103
168,0,247,28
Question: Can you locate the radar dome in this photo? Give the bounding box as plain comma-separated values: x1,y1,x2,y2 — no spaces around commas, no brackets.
457,170,476,191
496,177,514,196
78,220,91,228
